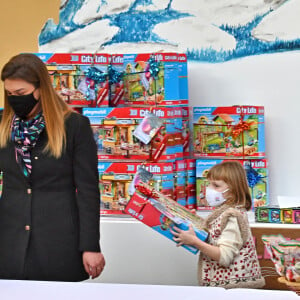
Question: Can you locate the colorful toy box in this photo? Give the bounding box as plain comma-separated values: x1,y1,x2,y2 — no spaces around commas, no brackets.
255,206,300,224
177,53,189,104
35,53,111,108
123,53,184,106
255,207,270,223
83,107,183,161
181,106,191,158
193,106,265,158
173,160,187,207
186,159,197,210
98,162,174,215
196,159,269,209
125,182,208,254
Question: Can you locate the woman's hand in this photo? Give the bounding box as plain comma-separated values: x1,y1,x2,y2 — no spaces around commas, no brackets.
82,252,105,279
170,224,197,247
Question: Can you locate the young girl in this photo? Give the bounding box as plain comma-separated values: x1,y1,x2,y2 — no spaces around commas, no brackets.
171,161,265,289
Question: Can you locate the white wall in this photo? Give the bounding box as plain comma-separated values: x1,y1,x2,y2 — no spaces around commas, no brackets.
91,51,300,286
188,50,300,204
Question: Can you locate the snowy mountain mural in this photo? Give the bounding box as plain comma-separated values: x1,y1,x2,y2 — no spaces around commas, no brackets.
39,0,300,62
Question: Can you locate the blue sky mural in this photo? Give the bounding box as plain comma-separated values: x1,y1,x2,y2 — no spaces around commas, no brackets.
39,0,300,62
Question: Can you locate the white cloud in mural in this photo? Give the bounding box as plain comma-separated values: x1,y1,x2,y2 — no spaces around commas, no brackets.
39,19,118,53
252,0,300,42
171,0,286,26
73,0,135,25
153,16,236,52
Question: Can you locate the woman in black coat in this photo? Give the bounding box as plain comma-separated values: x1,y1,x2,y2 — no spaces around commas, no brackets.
0,53,105,281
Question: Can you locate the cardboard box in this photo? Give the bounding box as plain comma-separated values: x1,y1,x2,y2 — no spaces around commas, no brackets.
196,159,269,209
83,107,183,161
98,162,174,215
125,182,208,254
193,106,265,158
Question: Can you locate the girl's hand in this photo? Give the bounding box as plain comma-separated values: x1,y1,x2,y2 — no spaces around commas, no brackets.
170,224,197,247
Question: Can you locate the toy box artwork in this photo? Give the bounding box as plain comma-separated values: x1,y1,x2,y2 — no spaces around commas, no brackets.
177,54,189,105
185,159,197,210
83,107,183,161
193,106,265,158
174,160,187,207
125,182,208,254
181,106,190,158
35,53,111,108
196,159,269,210
98,162,174,215
123,53,182,106
108,54,125,107
255,207,270,223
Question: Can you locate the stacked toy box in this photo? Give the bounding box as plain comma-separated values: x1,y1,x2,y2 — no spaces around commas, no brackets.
193,106,269,210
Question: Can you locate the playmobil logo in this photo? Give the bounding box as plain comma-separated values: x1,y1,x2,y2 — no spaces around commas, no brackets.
80,55,108,63
194,108,211,113
236,107,257,114
83,109,108,116
98,164,106,170
198,161,217,166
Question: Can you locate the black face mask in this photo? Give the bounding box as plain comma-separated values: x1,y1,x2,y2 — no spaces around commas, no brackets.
7,91,38,119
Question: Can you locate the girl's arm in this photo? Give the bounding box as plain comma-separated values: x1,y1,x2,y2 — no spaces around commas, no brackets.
171,216,243,265
171,225,221,261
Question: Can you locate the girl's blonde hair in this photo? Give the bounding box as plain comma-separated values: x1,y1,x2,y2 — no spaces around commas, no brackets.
0,53,71,158
207,161,252,210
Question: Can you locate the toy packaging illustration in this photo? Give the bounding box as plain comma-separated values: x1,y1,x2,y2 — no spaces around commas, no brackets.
35,53,112,109
123,53,186,106
181,106,191,158
186,159,197,209
193,106,265,158
125,182,208,254
98,162,174,215
133,111,163,144
196,159,269,209
174,160,187,207
83,107,183,161
255,206,300,224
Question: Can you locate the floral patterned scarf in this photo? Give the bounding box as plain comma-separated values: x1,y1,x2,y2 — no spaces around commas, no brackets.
11,113,45,178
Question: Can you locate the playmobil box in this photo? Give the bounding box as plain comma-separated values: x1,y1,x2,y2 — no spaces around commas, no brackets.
123,53,184,106
173,160,187,207
83,107,182,161
125,182,208,254
186,159,197,210
177,53,189,104
35,53,111,108
193,106,265,158
108,54,125,107
196,159,269,210
98,162,174,215
181,106,191,158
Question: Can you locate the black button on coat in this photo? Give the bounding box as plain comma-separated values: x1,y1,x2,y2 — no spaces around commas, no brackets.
0,112,100,281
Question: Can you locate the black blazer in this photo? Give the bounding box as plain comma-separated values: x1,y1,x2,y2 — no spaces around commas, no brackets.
0,112,100,281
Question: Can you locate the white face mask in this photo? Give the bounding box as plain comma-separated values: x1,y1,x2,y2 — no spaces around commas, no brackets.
205,187,229,207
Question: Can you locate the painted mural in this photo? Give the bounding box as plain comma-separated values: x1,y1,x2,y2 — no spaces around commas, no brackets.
39,0,300,62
